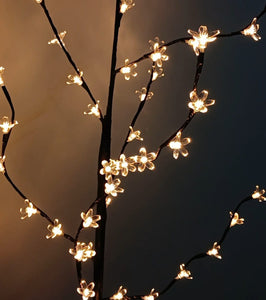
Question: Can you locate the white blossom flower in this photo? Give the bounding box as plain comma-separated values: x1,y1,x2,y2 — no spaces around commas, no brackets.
46,219,63,239
241,18,261,41
20,199,38,219
149,37,169,68
207,242,222,259
77,280,95,300
188,89,215,113
169,131,191,159
175,264,192,280
81,209,101,228
187,25,220,56
120,59,137,80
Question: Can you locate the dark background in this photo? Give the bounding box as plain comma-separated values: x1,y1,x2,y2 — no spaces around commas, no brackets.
0,0,265,299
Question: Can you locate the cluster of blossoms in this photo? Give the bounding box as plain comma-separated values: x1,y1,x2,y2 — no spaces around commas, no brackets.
100,148,157,204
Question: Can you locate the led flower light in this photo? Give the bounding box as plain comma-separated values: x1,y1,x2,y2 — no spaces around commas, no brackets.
187,26,220,56
0,156,6,173
149,37,169,68
106,195,113,207
66,71,83,86
100,159,119,179
135,87,154,102
77,280,95,300
0,66,5,86
120,59,137,80
241,18,261,41
69,242,96,262
127,126,143,142
136,147,157,172
207,242,222,259
142,288,159,300
149,67,164,81
230,212,244,227
175,264,192,280
188,89,215,113
120,0,135,14
35,0,42,3
0,116,18,134
20,199,38,220
46,219,63,239
169,131,191,159
252,185,266,202
81,209,101,228
111,286,127,300
84,101,101,118
105,175,124,197
48,31,67,47
118,154,136,176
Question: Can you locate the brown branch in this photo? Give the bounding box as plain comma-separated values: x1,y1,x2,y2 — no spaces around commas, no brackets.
39,1,103,120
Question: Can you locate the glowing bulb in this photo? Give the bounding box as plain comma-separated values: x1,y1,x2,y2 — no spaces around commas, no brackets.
48,31,67,47
149,37,169,68
0,66,5,86
100,159,119,179
111,286,127,300
20,199,38,219
241,18,261,41
105,175,124,197
120,59,137,80
230,212,244,227
187,26,220,56
0,116,18,134
46,219,63,239
0,156,6,173
66,71,83,86
136,147,157,172
252,185,266,202
84,101,101,118
142,289,159,300
118,154,136,176
81,209,101,228
148,67,164,81
169,131,191,159
120,0,135,14
188,89,215,113
35,0,42,3
127,126,143,142
77,280,95,300
175,264,192,280
69,242,96,262
207,242,222,259
106,195,113,206
135,87,154,102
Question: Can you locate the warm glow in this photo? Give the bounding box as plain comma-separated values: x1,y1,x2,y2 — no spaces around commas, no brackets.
169,131,191,159
48,31,67,47
175,264,192,280
100,159,119,179
20,199,38,219
120,59,137,80
0,156,6,173
118,154,136,176
84,101,101,118
149,37,169,67
135,87,154,102
46,219,63,239
67,71,83,86
142,289,159,300
106,195,113,206
77,280,95,300
136,147,157,172
35,0,43,3
127,126,143,142
149,67,164,81
111,286,127,300
81,209,101,228
0,66,5,86
105,175,124,197
187,26,220,56
188,89,215,113
230,212,244,227
241,18,261,41
69,242,96,262
120,0,135,14
252,185,266,202
0,116,18,134
207,242,222,259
